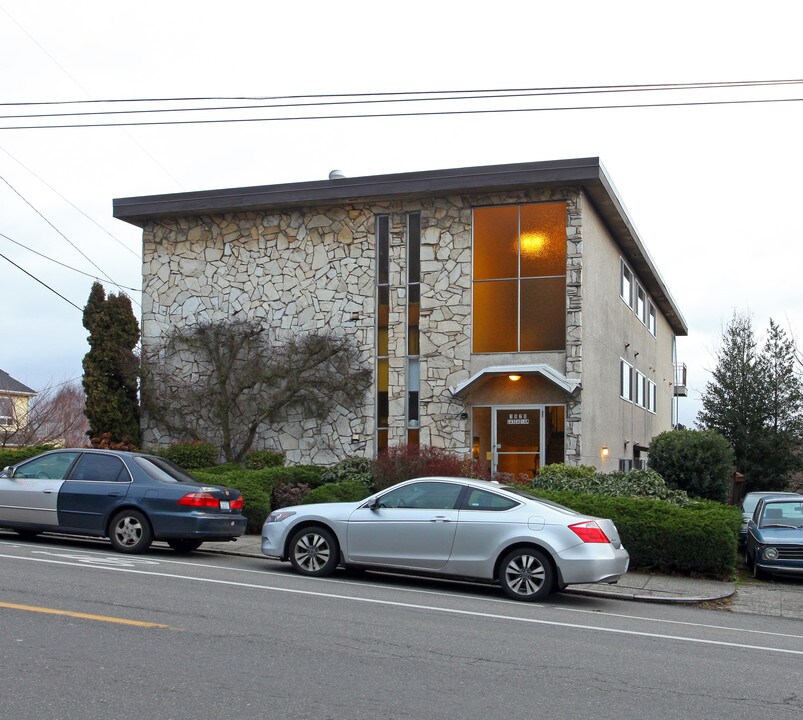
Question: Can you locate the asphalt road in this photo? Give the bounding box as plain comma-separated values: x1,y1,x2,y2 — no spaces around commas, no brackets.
1,535,801,720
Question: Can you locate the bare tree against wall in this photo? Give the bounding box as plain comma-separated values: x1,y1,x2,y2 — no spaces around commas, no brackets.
142,320,372,463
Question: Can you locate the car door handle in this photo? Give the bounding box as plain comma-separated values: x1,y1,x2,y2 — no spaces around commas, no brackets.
107,492,121,497
43,490,53,494
430,516,452,522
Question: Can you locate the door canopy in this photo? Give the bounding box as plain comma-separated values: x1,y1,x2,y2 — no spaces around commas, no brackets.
448,364,580,398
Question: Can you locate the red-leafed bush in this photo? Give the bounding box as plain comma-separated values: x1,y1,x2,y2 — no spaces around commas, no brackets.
371,444,490,491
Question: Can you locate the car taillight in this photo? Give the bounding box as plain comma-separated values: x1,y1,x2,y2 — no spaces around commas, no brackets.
569,521,611,543
178,492,220,508
230,496,244,510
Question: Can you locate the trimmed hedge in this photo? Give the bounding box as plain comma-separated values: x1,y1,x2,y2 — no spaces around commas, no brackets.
243,450,285,470
193,469,271,533
190,464,324,531
0,445,59,469
156,441,218,469
533,465,690,505
301,480,373,505
534,489,741,578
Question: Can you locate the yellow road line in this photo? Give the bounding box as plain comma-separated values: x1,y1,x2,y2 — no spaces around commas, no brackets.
0,601,170,628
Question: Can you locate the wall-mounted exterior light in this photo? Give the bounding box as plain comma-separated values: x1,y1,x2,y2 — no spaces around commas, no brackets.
601,446,609,458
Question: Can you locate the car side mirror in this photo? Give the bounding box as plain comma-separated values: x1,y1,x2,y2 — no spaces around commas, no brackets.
365,497,381,511
1,466,14,478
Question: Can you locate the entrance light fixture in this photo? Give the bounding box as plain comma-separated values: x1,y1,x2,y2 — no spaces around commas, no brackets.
508,374,522,382
601,446,609,458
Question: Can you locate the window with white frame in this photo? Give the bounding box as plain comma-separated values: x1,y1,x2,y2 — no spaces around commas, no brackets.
647,379,657,413
620,258,658,338
0,397,13,426
636,285,646,323
635,371,646,407
620,261,633,307
620,359,633,401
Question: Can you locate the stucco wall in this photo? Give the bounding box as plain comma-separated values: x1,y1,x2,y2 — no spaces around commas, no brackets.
579,194,676,468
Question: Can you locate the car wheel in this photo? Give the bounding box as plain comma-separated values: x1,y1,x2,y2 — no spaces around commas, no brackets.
109,510,153,554
499,547,554,602
288,526,339,577
13,529,40,540
167,539,204,553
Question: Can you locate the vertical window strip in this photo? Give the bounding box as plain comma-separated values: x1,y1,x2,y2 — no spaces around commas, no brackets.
407,212,421,444
376,215,390,452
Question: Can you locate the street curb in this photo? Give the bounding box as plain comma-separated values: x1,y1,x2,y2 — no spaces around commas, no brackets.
563,586,736,605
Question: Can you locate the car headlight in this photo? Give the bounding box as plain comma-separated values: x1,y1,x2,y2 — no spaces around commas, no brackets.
265,510,296,523
763,547,779,560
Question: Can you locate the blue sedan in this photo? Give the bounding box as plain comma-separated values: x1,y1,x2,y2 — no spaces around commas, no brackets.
744,497,803,579
0,448,246,553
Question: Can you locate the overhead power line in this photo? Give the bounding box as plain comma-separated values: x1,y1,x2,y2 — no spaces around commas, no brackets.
0,144,140,259
0,231,141,292
0,79,801,131
0,174,141,307
2,78,802,107
0,251,82,312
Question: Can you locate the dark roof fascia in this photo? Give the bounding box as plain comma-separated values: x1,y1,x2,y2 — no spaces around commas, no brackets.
113,157,687,335
113,157,603,225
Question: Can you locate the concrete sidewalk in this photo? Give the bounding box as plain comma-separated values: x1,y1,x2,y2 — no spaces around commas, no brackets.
201,534,739,607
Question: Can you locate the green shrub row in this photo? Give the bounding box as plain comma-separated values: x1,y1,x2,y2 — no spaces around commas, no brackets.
301,480,373,505
0,445,58,469
156,441,218,469
533,489,741,578
533,465,690,506
243,450,285,470
191,464,325,531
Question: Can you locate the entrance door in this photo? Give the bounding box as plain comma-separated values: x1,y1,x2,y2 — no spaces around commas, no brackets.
471,405,565,479
494,408,541,479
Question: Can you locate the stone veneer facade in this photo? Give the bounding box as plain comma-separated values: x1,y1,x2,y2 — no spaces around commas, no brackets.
141,187,584,466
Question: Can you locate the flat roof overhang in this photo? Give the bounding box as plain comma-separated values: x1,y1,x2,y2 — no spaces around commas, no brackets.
113,157,687,336
449,364,581,398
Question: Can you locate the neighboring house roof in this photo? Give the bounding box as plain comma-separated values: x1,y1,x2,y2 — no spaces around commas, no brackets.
0,369,36,396
113,157,688,336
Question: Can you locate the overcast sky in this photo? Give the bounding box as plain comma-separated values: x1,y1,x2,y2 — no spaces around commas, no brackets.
2,1,802,428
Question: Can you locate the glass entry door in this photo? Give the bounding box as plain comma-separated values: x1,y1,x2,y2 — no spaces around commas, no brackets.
472,405,565,480
494,408,541,479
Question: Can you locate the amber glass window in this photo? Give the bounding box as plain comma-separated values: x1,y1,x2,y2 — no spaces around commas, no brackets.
407,213,421,445
376,215,390,452
473,203,566,353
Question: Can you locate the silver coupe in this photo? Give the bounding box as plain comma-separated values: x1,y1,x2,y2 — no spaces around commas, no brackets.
261,476,629,601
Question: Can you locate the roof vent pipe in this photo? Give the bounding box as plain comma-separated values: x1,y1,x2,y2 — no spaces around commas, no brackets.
328,169,346,180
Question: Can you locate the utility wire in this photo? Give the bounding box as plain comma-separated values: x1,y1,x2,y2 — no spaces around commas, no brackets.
2,78,801,107
0,231,141,292
3,79,803,121
1,95,800,131
0,4,184,190
0,251,82,312
0,144,140,258
4,80,803,122
1,174,119,284
0,174,141,307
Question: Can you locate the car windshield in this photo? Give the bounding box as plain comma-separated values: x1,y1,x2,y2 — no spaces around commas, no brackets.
760,501,803,528
503,486,582,515
134,456,199,484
